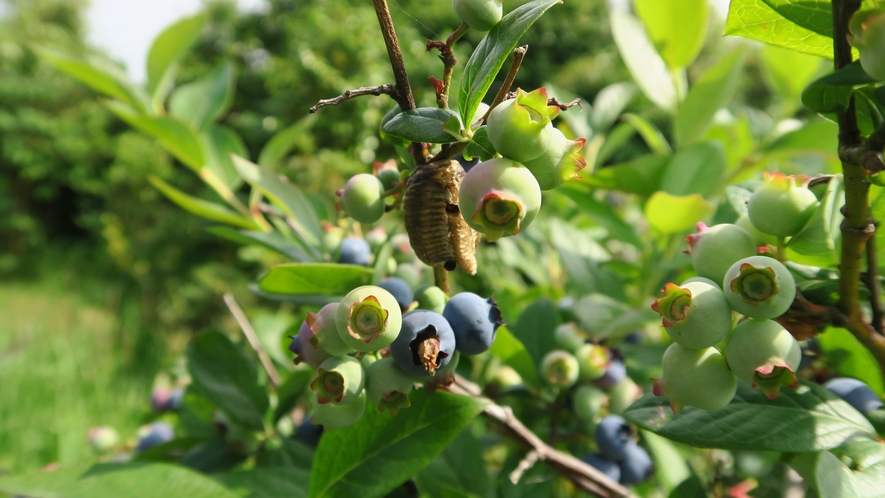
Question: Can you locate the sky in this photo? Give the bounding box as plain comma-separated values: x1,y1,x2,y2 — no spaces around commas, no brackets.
83,0,732,84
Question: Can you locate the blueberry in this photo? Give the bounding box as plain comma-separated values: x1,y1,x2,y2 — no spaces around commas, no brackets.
341,174,385,224
289,316,332,368
443,292,503,355
338,237,371,266
618,442,653,485
293,415,323,448
593,357,626,389
414,284,447,314
136,422,174,453
581,454,621,483
594,415,633,462
165,387,184,411
378,277,414,312
824,377,884,414
390,310,456,377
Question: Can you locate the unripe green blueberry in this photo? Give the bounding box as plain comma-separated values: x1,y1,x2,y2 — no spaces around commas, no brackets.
735,213,775,246
608,377,642,415
723,256,796,320
494,365,523,387
521,127,588,190
309,303,353,357
311,390,367,429
849,9,885,81
555,322,587,354
576,343,611,382
747,172,818,237
364,227,387,251
310,356,365,405
453,0,503,32
376,167,401,192
414,284,447,314
540,350,580,388
573,385,607,421
342,174,386,224
365,357,414,416
459,158,542,242
725,319,801,399
336,286,403,352
654,344,737,413
651,280,733,349
88,426,119,454
685,223,757,285
487,88,560,162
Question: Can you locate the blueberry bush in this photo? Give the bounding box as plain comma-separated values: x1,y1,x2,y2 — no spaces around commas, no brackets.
4,0,885,496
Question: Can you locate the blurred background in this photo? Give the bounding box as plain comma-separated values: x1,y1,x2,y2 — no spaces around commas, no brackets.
0,0,765,481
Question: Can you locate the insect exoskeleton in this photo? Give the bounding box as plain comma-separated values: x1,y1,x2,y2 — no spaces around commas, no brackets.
403,159,480,275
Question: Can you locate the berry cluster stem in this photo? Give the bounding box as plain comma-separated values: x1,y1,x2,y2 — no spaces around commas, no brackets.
833,0,885,377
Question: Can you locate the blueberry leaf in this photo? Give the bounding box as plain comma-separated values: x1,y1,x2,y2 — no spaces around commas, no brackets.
724,0,834,59
382,108,462,144
258,263,374,296
625,380,876,452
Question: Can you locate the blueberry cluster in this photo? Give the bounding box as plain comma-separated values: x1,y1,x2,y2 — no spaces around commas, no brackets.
581,415,653,485
289,286,503,429
652,176,825,412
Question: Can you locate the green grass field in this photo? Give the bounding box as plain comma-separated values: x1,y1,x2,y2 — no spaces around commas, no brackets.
0,278,156,475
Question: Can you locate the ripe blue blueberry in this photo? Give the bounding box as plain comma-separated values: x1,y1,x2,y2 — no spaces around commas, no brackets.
593,356,626,389
289,318,332,369
338,237,371,266
136,422,174,453
581,454,621,483
443,292,504,355
390,310,456,377
594,415,633,462
618,442,653,485
293,415,323,449
824,377,884,414
377,277,414,312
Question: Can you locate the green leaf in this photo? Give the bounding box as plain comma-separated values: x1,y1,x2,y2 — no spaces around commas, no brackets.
187,331,269,432
0,463,240,498
590,82,637,132
725,0,834,59
644,192,714,234
583,154,668,196
415,428,490,498
787,175,843,266
642,430,691,494
208,226,309,261
818,327,885,397
371,242,393,286
594,122,637,168
675,48,747,147
463,126,497,161
458,0,563,125
203,125,246,189
170,62,236,131
802,62,878,113
149,176,259,229
634,0,709,69
106,101,205,172
764,120,839,154
258,115,317,170
232,155,322,248
381,108,462,144
308,390,488,498
510,298,559,368
792,439,885,498
621,114,671,155
259,263,374,296
557,186,643,248
759,0,833,37
762,44,825,100
147,13,208,98
217,467,309,498
488,326,540,388
660,142,727,198
273,369,314,423
610,10,677,111
624,380,876,452
38,49,151,112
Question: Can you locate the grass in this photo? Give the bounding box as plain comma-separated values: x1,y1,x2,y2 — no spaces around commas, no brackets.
0,276,158,476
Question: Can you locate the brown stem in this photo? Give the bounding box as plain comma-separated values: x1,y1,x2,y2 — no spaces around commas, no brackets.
310,84,398,113
449,375,632,498
865,227,885,334
223,292,281,389
480,46,528,125
833,0,885,377
426,40,457,109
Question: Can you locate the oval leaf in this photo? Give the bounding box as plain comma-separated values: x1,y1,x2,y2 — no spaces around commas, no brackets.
725,0,834,59
644,192,714,234
147,13,208,98
458,0,562,125
38,49,151,112
170,62,236,131
309,390,488,498
382,108,462,144
634,0,709,69
259,263,374,296
106,101,205,172
148,176,259,230
488,326,540,388
610,9,677,112
624,380,876,452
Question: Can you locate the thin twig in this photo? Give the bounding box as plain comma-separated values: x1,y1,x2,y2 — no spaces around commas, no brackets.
224,292,282,389
449,375,632,498
310,84,398,113
433,266,450,296
509,450,541,484
480,46,528,125
426,40,457,109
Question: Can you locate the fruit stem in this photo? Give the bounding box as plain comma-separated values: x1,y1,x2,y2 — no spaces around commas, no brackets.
479,45,528,126
776,236,787,262
433,266,450,296
865,228,885,334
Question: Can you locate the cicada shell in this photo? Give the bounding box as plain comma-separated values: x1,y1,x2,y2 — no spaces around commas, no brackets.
403,159,481,275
